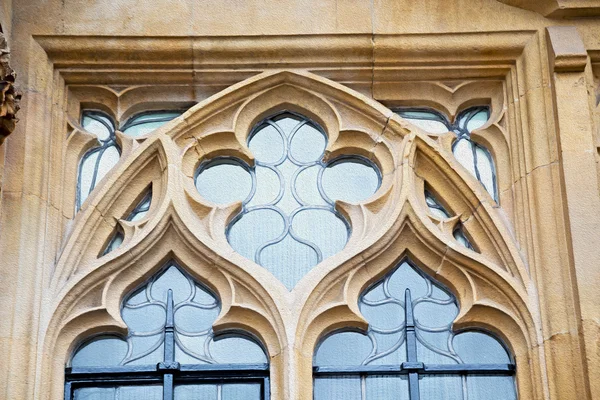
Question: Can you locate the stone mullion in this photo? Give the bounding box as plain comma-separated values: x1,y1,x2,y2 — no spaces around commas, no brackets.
546,26,600,400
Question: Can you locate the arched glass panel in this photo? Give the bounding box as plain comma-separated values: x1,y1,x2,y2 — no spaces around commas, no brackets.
195,112,381,289
77,111,120,210
314,261,516,400
102,189,153,256
121,110,185,137
395,107,497,202
67,263,269,400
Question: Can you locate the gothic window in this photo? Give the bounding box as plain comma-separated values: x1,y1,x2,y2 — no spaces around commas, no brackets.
77,110,184,210
396,107,497,201
195,112,381,289
66,263,268,400
313,261,516,400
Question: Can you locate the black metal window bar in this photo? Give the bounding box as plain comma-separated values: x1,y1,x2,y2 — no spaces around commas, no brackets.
65,289,269,400
313,261,516,399
65,263,269,400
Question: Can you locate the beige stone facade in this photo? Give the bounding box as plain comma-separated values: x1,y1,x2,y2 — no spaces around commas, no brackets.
1,1,599,399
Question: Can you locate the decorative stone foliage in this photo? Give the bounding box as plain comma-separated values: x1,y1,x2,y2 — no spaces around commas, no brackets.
0,29,20,145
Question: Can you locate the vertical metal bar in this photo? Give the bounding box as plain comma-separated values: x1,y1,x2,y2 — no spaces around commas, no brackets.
405,289,420,400
163,374,174,400
163,289,175,400
164,289,175,364
64,382,72,400
264,377,270,400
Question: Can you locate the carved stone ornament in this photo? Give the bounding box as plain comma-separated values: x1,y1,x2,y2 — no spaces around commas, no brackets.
0,31,21,145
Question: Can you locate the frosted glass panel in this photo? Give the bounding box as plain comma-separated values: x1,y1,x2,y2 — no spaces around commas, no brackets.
395,110,450,134
454,227,474,250
322,160,380,203
71,337,128,368
196,160,252,204
419,375,462,400
314,376,361,400
453,332,510,364
366,375,410,400
77,111,120,210
74,386,162,400
425,190,451,219
467,375,517,400
71,264,266,367
315,332,372,366
195,113,382,289
313,260,515,399
121,111,183,137
175,385,217,399
222,383,262,400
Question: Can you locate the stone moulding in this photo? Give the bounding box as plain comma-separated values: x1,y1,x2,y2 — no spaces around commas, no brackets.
42,69,538,400
9,30,590,400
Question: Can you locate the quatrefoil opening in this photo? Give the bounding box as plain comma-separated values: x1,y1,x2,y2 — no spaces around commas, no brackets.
195,112,381,289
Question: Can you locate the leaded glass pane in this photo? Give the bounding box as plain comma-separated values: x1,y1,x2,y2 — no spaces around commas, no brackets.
102,189,152,255
196,113,381,289
70,264,266,367
74,386,163,400
425,190,451,220
314,376,362,400
419,375,462,400
453,227,474,250
394,106,498,201
467,375,517,400
77,111,120,210
395,110,450,134
121,111,184,137
313,261,516,399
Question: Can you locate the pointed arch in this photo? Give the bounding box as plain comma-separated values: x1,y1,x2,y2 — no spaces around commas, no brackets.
43,70,541,400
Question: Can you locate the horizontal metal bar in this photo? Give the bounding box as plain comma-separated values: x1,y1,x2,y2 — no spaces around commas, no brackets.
66,363,270,383
314,363,515,376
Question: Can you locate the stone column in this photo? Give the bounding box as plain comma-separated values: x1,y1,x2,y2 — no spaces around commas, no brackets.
546,26,600,400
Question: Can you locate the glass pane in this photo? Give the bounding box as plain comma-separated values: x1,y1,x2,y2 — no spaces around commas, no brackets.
72,264,266,367
425,191,450,219
395,110,450,134
453,331,510,364
103,231,124,255
464,109,489,132
215,113,382,289
366,375,409,400
175,384,217,399
210,336,267,364
314,376,361,400
454,228,473,250
467,375,517,400
122,111,183,137
82,114,114,141
475,146,496,199
419,375,463,400
315,331,372,366
128,191,152,221
322,159,380,203
196,160,252,204
74,386,162,400
453,139,476,177
222,383,262,400
71,336,127,367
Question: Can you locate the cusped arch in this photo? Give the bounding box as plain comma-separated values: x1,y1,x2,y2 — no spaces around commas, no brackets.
48,70,541,400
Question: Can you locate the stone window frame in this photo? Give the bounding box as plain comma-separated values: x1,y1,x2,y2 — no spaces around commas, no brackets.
21,32,578,400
